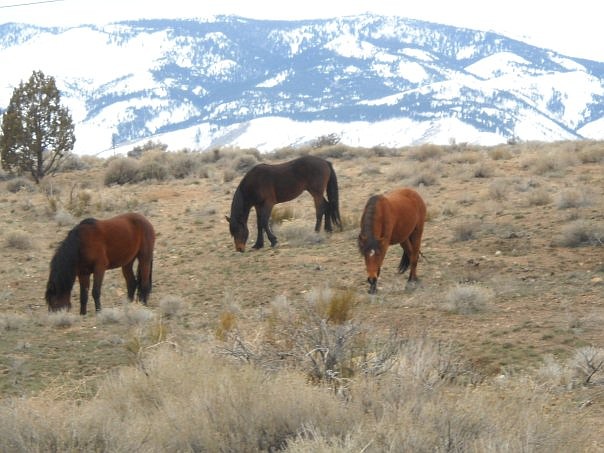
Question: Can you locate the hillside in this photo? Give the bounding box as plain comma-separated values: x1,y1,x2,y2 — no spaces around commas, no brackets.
0,141,602,450
2,15,604,155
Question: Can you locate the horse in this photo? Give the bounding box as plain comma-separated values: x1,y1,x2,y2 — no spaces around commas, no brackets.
45,212,155,315
226,155,342,252
358,188,426,294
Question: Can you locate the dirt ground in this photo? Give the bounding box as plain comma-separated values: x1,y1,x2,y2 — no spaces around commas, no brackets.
0,142,602,439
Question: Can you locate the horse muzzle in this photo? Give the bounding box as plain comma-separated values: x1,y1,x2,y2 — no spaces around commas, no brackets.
367,277,378,294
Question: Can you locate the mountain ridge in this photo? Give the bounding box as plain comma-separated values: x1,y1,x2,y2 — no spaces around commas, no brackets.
1,15,603,154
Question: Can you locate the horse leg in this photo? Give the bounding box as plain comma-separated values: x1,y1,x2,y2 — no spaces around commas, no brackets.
78,274,90,315
408,226,424,282
91,268,106,312
261,204,278,247
137,257,153,305
122,261,136,301
312,194,329,232
252,206,265,249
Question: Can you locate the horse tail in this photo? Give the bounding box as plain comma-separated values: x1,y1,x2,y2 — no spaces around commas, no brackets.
326,162,342,230
46,224,83,304
136,216,155,301
399,250,410,274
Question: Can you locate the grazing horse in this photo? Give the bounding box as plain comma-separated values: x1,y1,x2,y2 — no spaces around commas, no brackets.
358,188,426,294
227,155,341,252
45,213,155,315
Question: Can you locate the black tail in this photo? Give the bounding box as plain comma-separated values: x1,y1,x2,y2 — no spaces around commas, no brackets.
399,251,410,274
326,162,342,230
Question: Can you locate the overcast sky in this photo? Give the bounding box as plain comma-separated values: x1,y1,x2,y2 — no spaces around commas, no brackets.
1,0,601,61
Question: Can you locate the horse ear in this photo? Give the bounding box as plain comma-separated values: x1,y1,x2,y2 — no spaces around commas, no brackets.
225,216,231,223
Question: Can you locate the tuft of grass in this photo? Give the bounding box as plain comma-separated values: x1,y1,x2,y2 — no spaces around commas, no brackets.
452,220,480,242
325,290,356,325
124,305,155,326
0,313,28,331
488,180,508,201
408,144,444,161
96,307,126,325
444,284,492,314
556,221,603,247
569,346,604,385
271,205,295,224
526,188,551,206
215,311,237,341
159,295,186,318
5,177,35,193
4,232,33,250
555,188,592,209
47,310,78,328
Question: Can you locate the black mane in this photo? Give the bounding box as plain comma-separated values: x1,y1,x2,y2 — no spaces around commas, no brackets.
228,185,247,231
45,223,84,302
358,195,382,255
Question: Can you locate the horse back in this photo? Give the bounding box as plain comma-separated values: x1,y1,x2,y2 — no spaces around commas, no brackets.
243,156,331,204
78,213,155,270
384,188,426,243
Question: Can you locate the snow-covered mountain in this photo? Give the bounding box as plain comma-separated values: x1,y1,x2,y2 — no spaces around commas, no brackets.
1,15,603,155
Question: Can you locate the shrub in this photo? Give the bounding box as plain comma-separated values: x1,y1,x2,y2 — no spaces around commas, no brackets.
472,160,494,178
271,206,295,224
452,220,480,241
0,313,28,331
526,188,551,206
4,232,32,250
59,153,89,172
169,151,202,179
569,346,604,384
408,144,444,161
488,180,508,200
47,310,77,328
231,154,259,173
136,152,169,182
54,210,75,226
104,158,140,185
96,307,125,325
555,188,592,209
556,221,603,247
5,177,35,193
444,284,492,314
488,146,513,160
159,295,186,318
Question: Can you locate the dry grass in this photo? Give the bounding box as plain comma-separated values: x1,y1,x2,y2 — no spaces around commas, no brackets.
0,140,602,450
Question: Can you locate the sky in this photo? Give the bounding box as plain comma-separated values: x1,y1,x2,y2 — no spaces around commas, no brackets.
0,0,602,61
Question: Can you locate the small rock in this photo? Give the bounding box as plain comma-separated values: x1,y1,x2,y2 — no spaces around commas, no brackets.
495,250,502,256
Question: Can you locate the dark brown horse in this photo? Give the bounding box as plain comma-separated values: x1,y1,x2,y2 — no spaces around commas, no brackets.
358,188,426,294
227,155,341,252
45,212,155,315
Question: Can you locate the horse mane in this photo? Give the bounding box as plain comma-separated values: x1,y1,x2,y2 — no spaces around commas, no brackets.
45,219,95,302
229,185,247,228
358,195,382,255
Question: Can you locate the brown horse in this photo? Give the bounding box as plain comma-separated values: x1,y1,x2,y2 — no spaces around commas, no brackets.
358,188,426,294
45,213,155,315
227,155,341,252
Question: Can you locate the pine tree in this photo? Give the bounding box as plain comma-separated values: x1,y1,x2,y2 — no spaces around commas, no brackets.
0,70,75,183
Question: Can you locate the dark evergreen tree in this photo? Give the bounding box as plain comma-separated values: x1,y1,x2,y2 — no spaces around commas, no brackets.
0,70,75,183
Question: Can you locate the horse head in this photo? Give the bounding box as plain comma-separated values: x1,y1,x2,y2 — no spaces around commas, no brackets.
358,234,384,294
226,216,249,252
45,280,72,312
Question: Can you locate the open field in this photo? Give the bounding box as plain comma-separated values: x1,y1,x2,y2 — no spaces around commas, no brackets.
0,141,602,451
